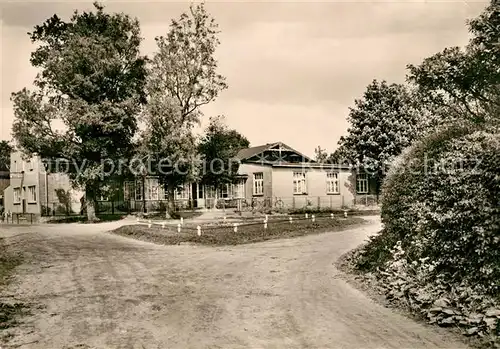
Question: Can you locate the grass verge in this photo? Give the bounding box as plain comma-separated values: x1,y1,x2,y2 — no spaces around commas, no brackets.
110,216,366,246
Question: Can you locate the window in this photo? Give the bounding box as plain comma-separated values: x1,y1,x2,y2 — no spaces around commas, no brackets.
135,180,143,201
26,160,33,171
253,173,264,195
326,172,339,194
124,181,133,200
220,184,229,199
13,187,21,203
356,173,369,194
147,178,159,200
28,186,36,202
205,186,216,199
174,184,190,200
293,172,307,194
234,179,245,198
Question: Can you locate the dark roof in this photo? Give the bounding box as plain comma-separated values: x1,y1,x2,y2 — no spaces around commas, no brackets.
234,143,272,161
270,162,352,170
235,142,314,162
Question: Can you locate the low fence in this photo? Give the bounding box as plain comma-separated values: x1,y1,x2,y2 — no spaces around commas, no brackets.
33,194,379,218
134,210,352,235
0,212,36,224
236,195,379,212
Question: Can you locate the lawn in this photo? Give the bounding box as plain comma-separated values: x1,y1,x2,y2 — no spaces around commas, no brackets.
110,215,366,246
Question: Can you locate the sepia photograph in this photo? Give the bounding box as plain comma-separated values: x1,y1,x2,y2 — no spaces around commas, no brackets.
0,0,498,348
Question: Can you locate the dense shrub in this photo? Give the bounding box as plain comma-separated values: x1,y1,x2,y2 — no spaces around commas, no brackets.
353,123,500,343
357,123,500,296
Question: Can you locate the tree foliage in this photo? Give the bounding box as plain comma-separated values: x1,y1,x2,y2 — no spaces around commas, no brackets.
313,146,328,163
140,95,198,194
10,2,147,220
0,141,13,172
198,116,249,190
139,2,227,215
351,3,500,342
149,2,227,126
407,1,500,125
332,80,426,193
360,123,500,296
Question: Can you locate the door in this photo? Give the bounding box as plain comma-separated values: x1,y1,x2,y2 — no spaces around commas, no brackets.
191,183,197,208
191,183,205,208
197,184,205,208
22,199,26,214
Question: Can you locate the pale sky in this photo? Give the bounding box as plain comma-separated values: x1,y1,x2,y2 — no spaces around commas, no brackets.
0,0,488,158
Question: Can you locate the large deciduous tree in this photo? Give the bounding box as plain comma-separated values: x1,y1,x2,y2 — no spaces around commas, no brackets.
333,80,425,196
0,141,13,172
10,2,147,221
198,116,249,201
407,1,500,125
140,2,227,216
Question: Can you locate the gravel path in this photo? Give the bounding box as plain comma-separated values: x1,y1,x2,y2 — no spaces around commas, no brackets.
0,216,468,349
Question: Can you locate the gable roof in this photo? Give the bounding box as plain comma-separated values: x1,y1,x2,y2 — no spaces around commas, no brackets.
234,143,271,161
235,142,314,163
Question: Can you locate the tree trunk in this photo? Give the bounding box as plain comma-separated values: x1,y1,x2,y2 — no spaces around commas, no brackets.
213,187,218,209
85,186,99,222
375,175,381,204
165,186,176,219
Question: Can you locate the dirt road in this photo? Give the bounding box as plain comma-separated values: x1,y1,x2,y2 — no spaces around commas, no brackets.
0,217,467,349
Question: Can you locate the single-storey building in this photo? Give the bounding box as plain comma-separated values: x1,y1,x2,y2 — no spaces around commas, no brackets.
233,141,377,210
125,141,378,211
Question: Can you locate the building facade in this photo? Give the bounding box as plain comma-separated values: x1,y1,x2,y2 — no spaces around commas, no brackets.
3,144,378,215
235,142,377,210
3,152,84,215
124,142,378,211
0,170,9,209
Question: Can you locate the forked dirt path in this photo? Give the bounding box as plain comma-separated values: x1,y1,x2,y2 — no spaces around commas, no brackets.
0,217,468,349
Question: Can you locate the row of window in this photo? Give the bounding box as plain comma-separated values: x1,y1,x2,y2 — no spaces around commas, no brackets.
12,159,34,173
125,179,246,201
251,172,369,195
11,174,370,204
13,186,37,203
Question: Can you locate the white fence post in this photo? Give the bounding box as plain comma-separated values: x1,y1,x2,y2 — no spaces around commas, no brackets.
305,213,308,219
331,213,334,219
180,217,184,225
289,216,293,224
264,221,268,230
148,219,152,228
312,215,315,223
233,223,238,233
162,222,166,229
197,225,201,236
177,223,181,233
344,211,348,218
